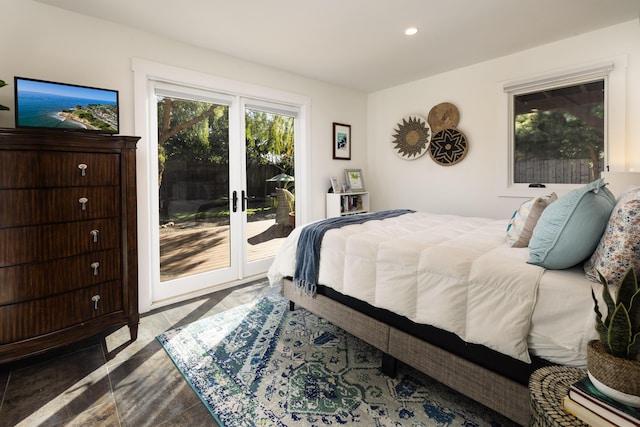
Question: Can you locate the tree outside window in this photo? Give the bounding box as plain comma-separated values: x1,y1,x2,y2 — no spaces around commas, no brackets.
512,80,605,185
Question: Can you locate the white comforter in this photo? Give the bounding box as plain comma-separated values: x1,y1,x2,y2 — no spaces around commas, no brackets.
268,212,545,363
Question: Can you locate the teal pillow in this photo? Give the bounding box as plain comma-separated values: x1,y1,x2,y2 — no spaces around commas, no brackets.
528,179,616,269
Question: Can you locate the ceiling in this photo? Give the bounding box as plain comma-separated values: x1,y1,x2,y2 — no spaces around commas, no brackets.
35,0,640,92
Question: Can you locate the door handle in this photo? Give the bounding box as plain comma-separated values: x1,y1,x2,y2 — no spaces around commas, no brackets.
232,191,238,212
241,190,248,212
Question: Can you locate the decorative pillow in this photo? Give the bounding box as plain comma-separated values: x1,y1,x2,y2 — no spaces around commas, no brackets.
506,193,558,247
528,179,616,269
584,186,640,286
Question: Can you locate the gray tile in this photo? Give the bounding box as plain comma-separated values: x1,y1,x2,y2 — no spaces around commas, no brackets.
109,348,201,427
0,365,9,403
0,344,112,426
104,310,174,368
49,400,121,427
159,402,218,427
158,293,226,328
156,280,272,329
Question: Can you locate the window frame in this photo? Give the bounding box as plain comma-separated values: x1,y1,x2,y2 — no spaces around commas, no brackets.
499,58,627,198
506,62,612,191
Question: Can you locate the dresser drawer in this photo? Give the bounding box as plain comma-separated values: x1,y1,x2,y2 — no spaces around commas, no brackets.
0,187,118,228
0,250,121,305
0,281,123,344
0,219,119,267
0,151,119,188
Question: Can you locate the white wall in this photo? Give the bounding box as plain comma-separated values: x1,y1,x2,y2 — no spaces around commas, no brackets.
0,0,368,222
367,20,640,219
2,1,639,223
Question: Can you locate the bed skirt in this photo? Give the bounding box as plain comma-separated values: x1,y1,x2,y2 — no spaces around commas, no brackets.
282,278,532,425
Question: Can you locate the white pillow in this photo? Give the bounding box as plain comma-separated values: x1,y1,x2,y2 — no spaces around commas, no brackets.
506,193,557,248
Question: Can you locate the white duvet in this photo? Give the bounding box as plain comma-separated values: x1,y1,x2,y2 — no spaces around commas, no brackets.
268,211,601,365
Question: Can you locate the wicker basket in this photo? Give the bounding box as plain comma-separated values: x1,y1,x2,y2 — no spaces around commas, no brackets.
587,340,640,396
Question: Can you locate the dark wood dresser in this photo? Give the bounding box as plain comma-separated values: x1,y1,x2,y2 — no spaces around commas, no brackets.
0,128,139,363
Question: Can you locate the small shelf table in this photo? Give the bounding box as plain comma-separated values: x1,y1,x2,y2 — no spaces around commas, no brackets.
529,366,589,427
326,191,369,218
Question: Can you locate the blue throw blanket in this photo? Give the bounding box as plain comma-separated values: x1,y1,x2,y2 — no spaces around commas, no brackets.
293,209,414,295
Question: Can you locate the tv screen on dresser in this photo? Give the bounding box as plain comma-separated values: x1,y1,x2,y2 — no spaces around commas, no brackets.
14,77,119,134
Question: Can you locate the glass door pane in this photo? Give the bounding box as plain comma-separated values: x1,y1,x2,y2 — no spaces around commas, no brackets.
245,107,295,263
157,95,230,282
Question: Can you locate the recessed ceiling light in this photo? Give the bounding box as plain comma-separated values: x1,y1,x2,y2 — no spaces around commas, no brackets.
405,27,418,36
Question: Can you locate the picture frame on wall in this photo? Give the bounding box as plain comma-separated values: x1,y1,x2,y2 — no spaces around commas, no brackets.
332,122,351,160
344,168,365,191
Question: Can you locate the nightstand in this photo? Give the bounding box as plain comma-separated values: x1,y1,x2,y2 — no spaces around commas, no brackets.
529,366,589,427
326,191,369,218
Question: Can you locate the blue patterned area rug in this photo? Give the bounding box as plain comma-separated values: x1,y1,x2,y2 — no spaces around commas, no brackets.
157,294,517,426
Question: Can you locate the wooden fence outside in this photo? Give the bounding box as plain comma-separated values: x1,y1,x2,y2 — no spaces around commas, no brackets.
514,158,602,184
161,161,286,202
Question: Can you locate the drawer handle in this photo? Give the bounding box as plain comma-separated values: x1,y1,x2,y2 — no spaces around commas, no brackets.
91,294,101,310
90,261,100,276
78,163,88,177
79,197,88,210
90,229,99,243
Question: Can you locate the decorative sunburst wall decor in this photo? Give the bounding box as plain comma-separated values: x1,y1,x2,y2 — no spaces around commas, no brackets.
391,115,431,159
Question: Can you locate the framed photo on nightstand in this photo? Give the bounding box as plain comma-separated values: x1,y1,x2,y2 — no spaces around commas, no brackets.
344,169,365,191
330,177,341,193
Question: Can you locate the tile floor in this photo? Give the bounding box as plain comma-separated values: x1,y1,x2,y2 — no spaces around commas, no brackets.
0,278,277,427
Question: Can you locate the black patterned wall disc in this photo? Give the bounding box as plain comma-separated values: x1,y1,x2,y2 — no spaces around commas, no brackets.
428,128,468,166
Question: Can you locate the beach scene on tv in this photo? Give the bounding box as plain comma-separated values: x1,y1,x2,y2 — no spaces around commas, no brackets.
15,78,118,133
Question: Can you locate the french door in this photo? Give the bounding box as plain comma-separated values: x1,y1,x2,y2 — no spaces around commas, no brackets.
151,83,297,302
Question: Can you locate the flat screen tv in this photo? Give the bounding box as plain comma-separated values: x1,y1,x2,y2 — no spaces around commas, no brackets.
14,77,119,134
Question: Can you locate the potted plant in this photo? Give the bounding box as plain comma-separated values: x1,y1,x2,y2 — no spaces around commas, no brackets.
287,192,295,228
288,211,295,228
0,80,9,111
588,267,640,404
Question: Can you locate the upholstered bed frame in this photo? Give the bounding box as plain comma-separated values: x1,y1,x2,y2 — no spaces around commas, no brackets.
273,179,640,426
283,277,539,426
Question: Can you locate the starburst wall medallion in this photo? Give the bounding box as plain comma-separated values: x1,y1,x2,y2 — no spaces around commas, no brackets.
428,128,468,166
391,115,431,159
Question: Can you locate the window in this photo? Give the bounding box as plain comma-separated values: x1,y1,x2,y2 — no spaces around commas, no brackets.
505,63,613,187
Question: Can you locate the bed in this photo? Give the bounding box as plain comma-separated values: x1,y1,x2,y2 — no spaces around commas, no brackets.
267,179,640,425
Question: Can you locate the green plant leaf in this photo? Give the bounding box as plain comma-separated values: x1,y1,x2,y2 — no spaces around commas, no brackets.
628,289,640,344
618,268,639,308
608,304,633,358
629,332,640,359
0,80,6,88
592,287,608,343
594,268,640,359
599,270,616,326
631,288,640,334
